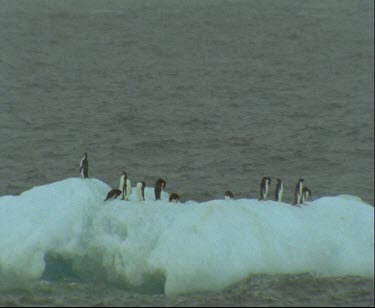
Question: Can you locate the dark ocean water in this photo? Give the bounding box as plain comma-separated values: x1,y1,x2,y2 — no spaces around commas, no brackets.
0,0,374,306
0,275,374,307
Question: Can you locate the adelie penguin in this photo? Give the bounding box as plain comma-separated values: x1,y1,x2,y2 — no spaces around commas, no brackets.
294,178,304,205
154,178,166,200
169,193,180,203
259,177,271,201
302,186,312,204
104,188,122,201
274,178,283,202
224,190,234,200
120,171,132,201
79,153,89,179
136,181,146,201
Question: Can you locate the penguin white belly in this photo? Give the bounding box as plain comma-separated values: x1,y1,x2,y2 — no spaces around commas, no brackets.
119,176,125,191
125,179,132,200
264,182,269,199
278,184,284,202
298,192,302,205
299,187,303,204
280,185,284,201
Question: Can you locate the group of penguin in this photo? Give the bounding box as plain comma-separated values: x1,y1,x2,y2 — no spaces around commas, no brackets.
80,153,311,205
80,153,179,203
224,176,311,206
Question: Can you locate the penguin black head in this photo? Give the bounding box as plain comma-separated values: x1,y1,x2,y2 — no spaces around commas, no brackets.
156,178,166,189
299,178,304,182
224,190,234,199
169,193,180,203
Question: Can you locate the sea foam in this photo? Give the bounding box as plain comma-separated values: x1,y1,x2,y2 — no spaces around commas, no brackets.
0,178,373,295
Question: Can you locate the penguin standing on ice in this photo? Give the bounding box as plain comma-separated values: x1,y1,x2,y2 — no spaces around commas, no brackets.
275,178,283,202
224,190,234,200
136,181,146,201
294,178,304,205
118,171,125,197
302,186,312,204
154,178,166,200
80,153,88,179
259,177,271,201
169,193,180,203
120,171,132,200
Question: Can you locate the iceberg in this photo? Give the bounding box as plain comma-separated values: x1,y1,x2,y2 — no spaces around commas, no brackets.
0,178,373,295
